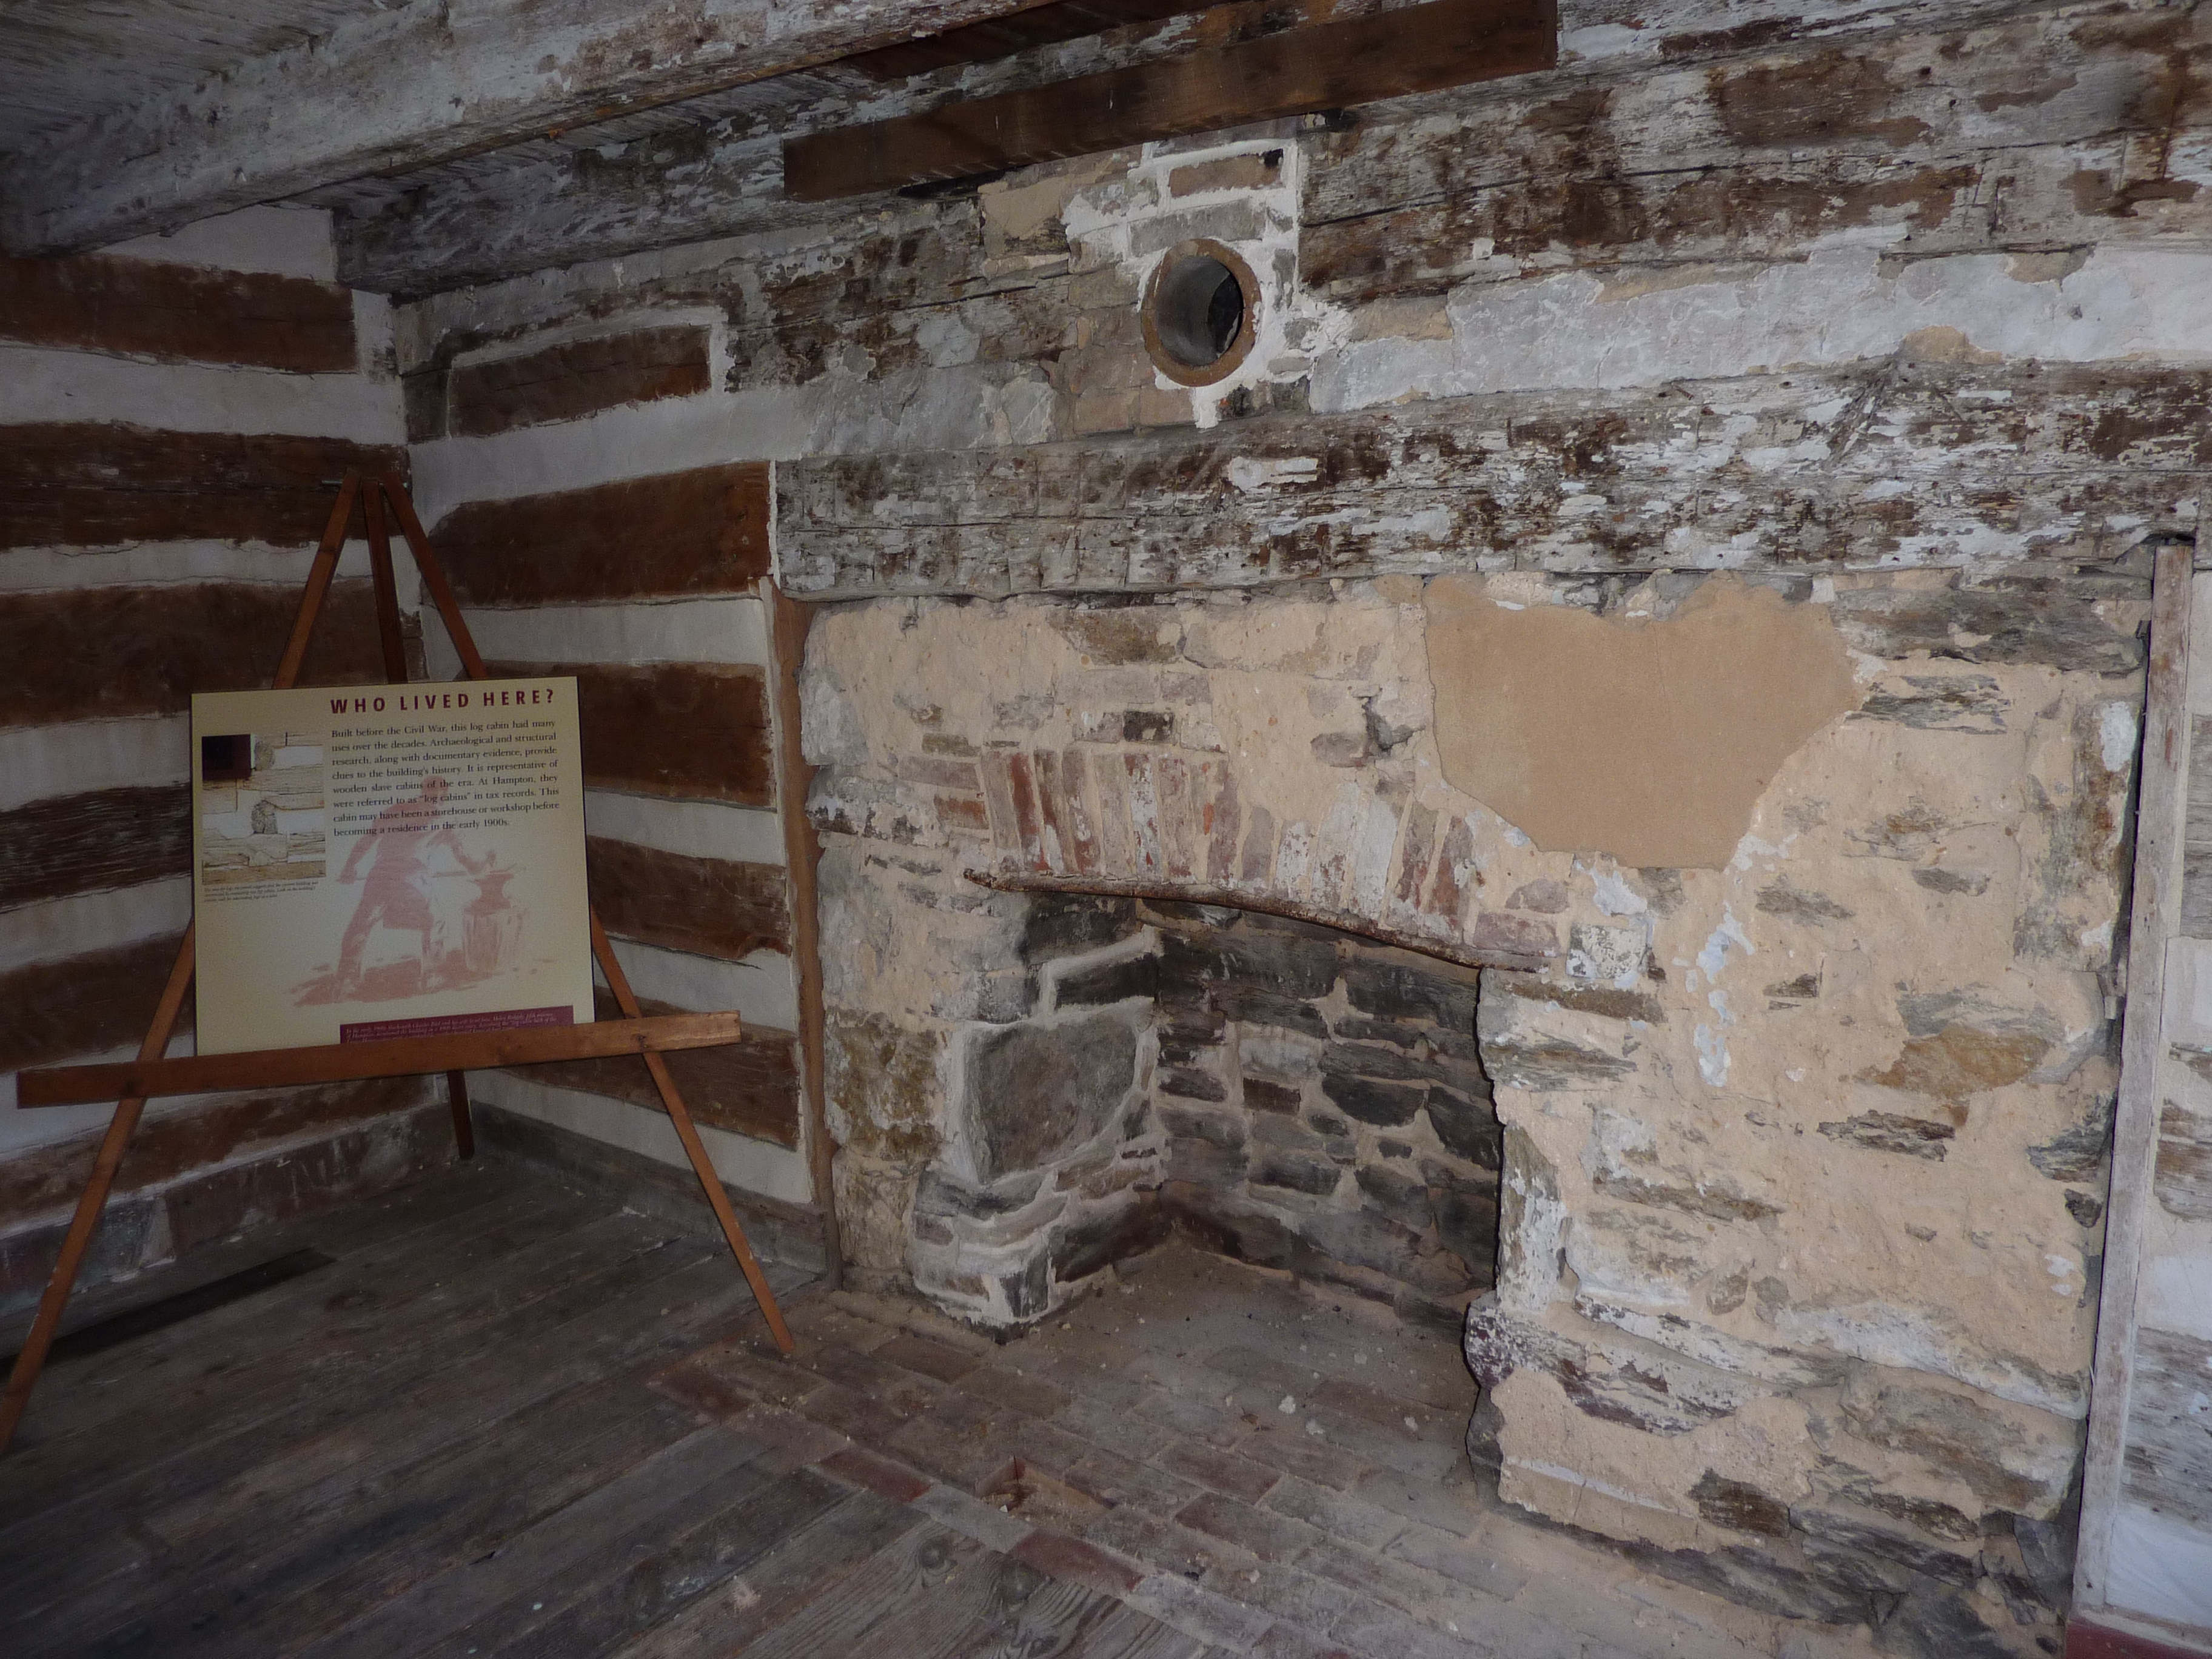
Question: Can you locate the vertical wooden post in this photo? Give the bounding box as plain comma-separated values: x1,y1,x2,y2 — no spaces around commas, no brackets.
766,580,840,1289
1,476,364,1454
2074,545,2194,1610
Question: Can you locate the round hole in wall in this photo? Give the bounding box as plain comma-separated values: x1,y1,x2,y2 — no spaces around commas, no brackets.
1142,239,1259,387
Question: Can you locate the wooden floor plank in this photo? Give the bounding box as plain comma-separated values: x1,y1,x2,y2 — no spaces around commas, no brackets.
2,1173,593,1484
932,1569,1203,1659
0,1211,705,1615
448,1463,854,1659
36,1386,707,1659
187,1265,806,1659
611,1489,926,1659
293,1423,766,1659
140,1225,715,1546
737,1521,1000,1659
5,1162,550,1449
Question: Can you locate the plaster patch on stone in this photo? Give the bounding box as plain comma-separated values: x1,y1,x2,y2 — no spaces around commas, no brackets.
1425,576,1860,868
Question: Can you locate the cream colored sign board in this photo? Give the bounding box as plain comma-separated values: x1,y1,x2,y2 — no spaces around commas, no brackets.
190,678,594,1056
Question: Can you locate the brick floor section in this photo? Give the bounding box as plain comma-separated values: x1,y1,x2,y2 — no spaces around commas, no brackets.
673,1244,1882,1659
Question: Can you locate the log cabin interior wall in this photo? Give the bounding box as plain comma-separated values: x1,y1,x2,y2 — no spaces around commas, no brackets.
8,0,2212,1652
0,207,440,1314
371,1,2210,1647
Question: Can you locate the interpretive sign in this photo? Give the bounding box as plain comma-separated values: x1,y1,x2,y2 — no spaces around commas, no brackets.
190,677,593,1056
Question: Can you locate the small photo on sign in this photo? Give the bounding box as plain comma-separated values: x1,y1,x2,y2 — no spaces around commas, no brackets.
198,730,328,886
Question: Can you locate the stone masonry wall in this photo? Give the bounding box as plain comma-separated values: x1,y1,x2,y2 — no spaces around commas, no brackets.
802,572,2140,1654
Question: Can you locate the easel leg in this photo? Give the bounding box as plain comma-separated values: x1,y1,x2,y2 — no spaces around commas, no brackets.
444,1072,475,1160
0,930,198,1452
4,479,364,1454
589,916,796,1355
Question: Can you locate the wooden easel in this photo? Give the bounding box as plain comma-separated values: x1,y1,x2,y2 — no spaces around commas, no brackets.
1,471,796,1453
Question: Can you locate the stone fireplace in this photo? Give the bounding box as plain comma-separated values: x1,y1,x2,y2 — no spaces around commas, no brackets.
801,563,2135,1639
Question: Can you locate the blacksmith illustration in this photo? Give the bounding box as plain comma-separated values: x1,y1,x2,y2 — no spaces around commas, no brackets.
332,776,484,991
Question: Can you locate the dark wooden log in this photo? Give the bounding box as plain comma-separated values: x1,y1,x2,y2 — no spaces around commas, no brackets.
963,866,1546,970
767,581,837,1250
586,836,791,962
432,463,769,606
775,360,2210,595
0,1077,429,1230
0,255,356,372
510,990,802,1148
0,786,191,913
16,1012,751,1108
785,0,1557,199
0,934,190,1075
0,424,406,549
0,582,406,726
440,324,712,439
487,659,775,806
1300,1,2212,300
842,0,1211,79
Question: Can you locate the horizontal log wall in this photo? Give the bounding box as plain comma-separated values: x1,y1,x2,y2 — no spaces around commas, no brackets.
406,335,814,1204
0,207,444,1292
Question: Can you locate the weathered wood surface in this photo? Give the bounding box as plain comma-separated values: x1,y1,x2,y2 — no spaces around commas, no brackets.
0,934,189,1074
1301,0,2212,300
776,361,2208,597
434,324,712,440
511,990,802,1148
0,424,406,550
331,0,1317,293
432,463,770,606
16,1012,750,1109
0,255,357,371
0,784,190,912
8,1215,791,1655
767,585,837,1232
845,0,1209,79
2180,712,2212,933
2072,545,2193,1612
1,0,1084,255
0,583,404,727
587,836,791,962
2156,1097,2212,1218
341,0,2208,300
486,659,776,805
0,1077,426,1229
783,0,1558,199
2117,1324,2212,1529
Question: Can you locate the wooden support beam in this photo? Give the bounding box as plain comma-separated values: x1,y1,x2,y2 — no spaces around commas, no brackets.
15,1013,750,1109
784,0,1557,200
2,0,1081,256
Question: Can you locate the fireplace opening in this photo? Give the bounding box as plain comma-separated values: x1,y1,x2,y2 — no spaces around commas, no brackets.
914,891,1499,1334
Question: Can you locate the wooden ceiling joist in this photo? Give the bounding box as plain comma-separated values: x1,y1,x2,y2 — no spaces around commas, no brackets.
841,0,1216,80
784,0,1557,201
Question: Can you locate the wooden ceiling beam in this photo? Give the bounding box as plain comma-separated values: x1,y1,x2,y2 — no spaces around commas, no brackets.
0,0,1076,257
840,0,1218,81
784,0,1557,201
